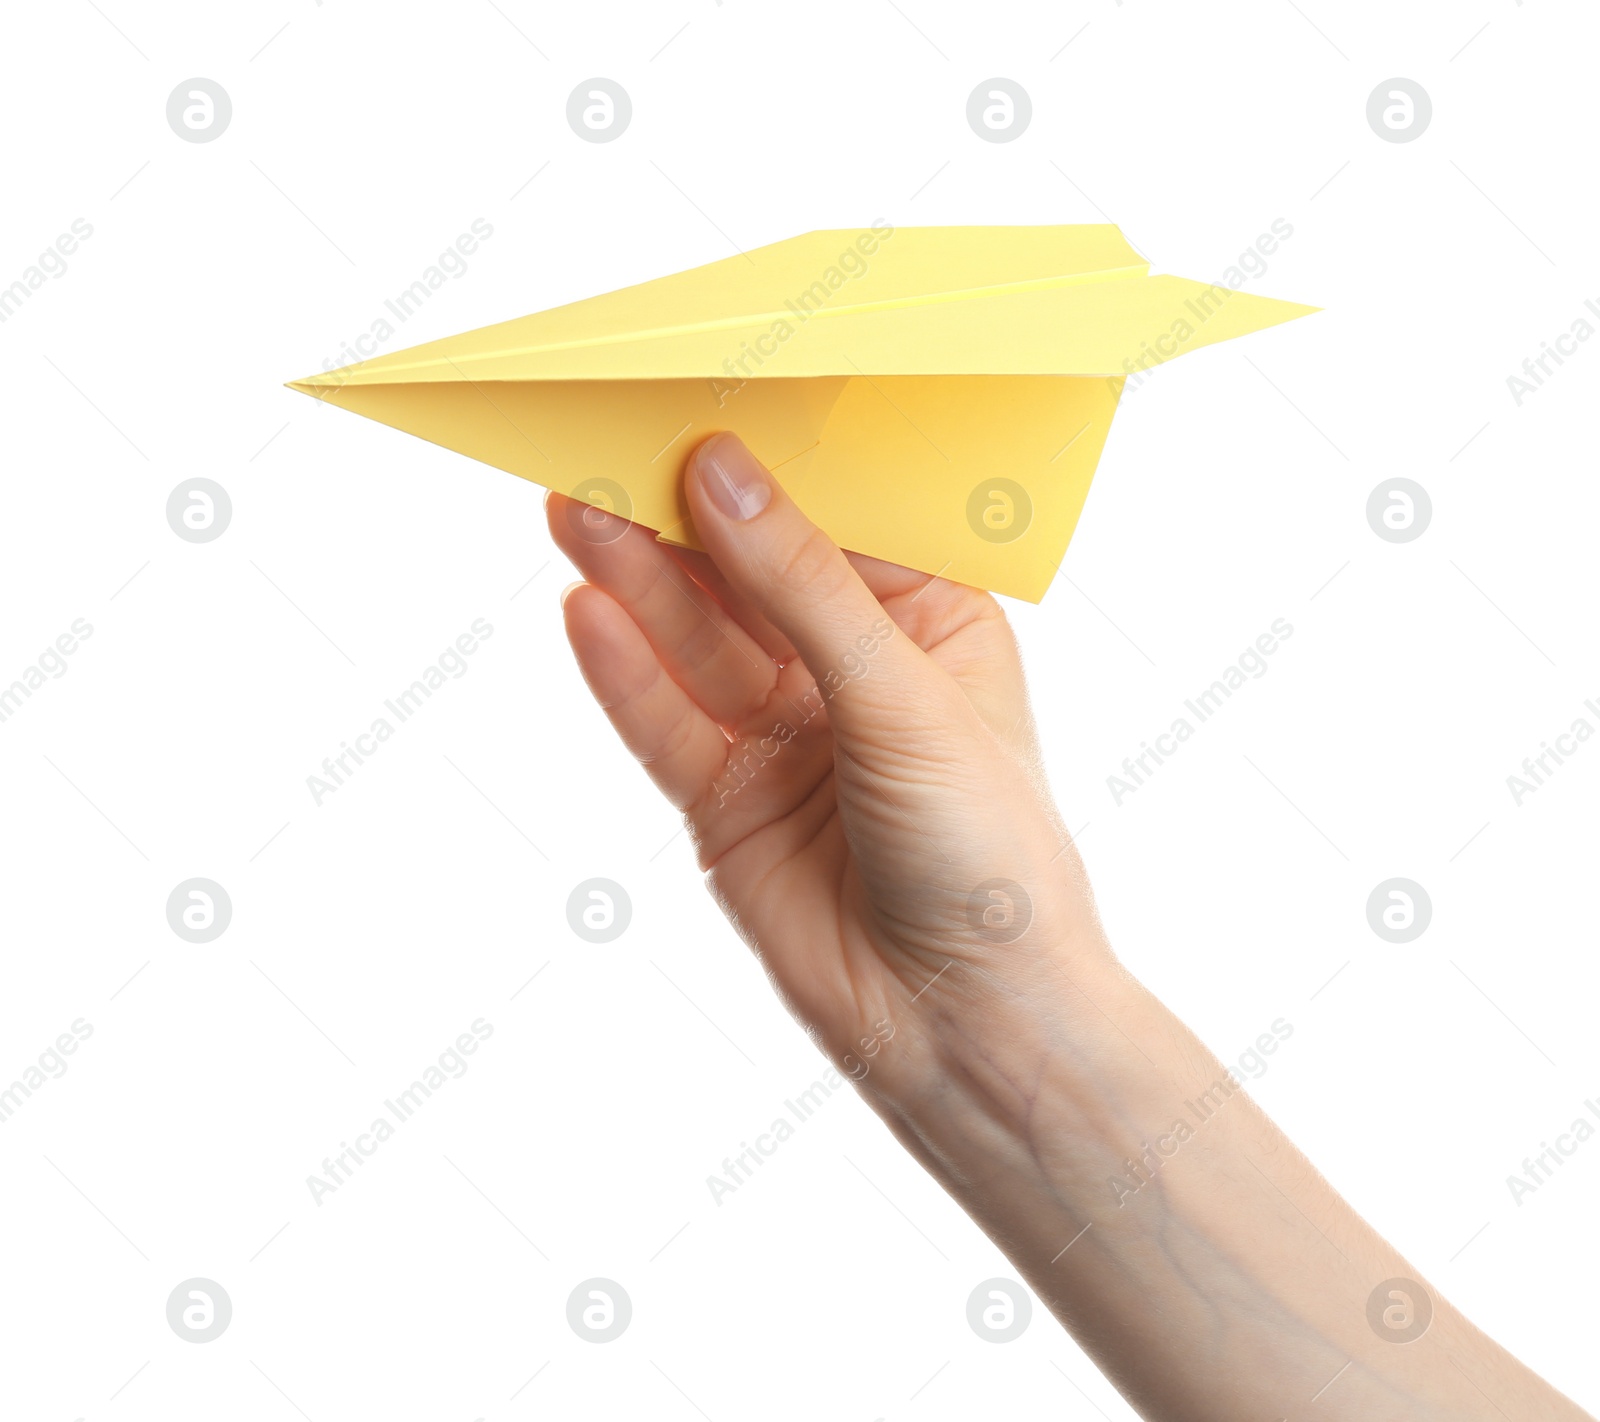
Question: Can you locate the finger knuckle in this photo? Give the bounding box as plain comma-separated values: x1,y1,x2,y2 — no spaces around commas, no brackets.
769,526,848,604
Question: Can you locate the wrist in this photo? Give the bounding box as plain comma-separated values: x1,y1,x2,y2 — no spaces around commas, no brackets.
861,948,1162,1184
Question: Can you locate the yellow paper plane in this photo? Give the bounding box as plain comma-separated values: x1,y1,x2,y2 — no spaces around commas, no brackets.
288,225,1315,602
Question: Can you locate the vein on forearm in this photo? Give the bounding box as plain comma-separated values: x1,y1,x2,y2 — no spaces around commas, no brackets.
869,1001,1483,1422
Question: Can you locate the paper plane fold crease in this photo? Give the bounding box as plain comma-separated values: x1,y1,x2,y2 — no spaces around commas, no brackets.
289,224,1316,602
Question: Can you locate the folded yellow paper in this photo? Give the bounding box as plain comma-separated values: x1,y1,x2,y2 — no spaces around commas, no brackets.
288,224,1315,601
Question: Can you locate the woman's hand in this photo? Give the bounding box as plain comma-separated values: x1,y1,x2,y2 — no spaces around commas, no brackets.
549,431,1592,1422
549,431,1110,1094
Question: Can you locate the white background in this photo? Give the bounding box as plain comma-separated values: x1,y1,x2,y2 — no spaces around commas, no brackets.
2,1,1597,1418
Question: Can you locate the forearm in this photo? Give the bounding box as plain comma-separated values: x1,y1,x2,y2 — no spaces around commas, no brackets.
865,957,1589,1422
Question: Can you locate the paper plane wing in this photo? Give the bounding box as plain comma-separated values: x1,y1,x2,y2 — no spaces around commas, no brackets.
289,225,1316,601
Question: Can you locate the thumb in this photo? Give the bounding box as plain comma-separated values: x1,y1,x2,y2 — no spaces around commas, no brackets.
684,432,945,735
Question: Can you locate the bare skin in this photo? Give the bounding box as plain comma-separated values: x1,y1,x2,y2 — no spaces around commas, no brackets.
548,432,1591,1422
